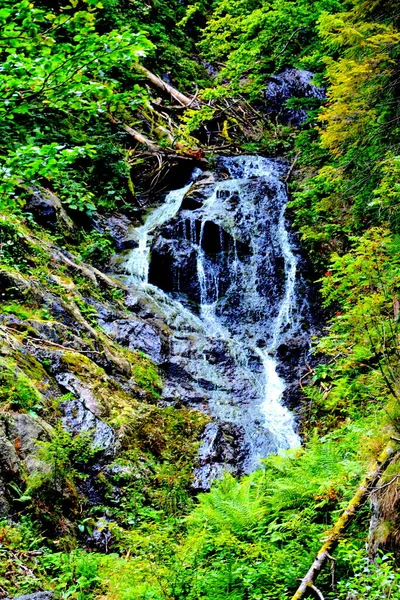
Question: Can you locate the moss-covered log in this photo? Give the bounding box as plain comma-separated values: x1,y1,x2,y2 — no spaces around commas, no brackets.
291,442,397,600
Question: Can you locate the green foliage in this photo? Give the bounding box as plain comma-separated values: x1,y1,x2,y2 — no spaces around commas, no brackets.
188,474,265,536
78,231,115,266
199,0,344,94
0,219,42,271
0,0,152,216
27,426,99,518
0,302,51,321
40,550,102,600
0,365,42,413
305,228,400,428
1,1,400,599
0,517,46,595
334,547,400,599
290,0,400,258
132,424,367,600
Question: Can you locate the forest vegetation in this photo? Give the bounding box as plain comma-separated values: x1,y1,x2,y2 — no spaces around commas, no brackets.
0,0,400,599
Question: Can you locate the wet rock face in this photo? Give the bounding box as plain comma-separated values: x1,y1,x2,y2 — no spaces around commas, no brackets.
61,399,116,460
94,213,139,251
0,413,52,516
264,68,325,125
149,236,201,302
97,303,168,364
192,421,248,490
147,160,296,339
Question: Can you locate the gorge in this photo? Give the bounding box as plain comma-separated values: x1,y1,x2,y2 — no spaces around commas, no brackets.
1,0,400,598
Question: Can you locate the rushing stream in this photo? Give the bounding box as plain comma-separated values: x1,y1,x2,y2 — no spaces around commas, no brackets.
121,155,311,488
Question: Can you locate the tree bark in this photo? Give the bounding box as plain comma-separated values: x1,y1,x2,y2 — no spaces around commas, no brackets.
134,63,198,107
291,443,397,600
122,123,164,152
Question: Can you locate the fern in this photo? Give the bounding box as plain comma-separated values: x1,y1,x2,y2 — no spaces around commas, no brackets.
187,474,265,536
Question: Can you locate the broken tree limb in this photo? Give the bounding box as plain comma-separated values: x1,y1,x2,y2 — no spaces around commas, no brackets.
122,123,164,153
108,114,207,163
291,442,397,600
123,123,163,152
133,63,199,107
108,113,163,151
309,585,324,600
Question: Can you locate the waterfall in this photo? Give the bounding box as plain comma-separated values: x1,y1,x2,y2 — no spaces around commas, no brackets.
121,155,310,487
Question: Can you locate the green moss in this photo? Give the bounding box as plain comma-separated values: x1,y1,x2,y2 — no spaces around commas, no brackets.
0,363,43,413
129,350,163,399
1,302,52,321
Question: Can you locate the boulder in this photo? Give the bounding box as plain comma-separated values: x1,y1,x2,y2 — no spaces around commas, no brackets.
101,318,165,364
149,236,201,302
0,412,52,516
61,398,116,460
25,187,76,236
1,413,52,475
94,214,139,251
192,421,248,491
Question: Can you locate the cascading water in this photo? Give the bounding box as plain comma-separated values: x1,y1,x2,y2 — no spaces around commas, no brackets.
120,155,311,488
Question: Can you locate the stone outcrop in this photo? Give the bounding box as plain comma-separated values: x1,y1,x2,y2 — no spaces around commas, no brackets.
264,68,325,125
0,413,52,516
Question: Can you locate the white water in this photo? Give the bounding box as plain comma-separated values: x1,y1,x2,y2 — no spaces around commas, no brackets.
122,156,307,480
124,181,195,283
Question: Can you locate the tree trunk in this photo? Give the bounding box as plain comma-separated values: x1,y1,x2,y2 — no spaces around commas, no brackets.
291,443,396,600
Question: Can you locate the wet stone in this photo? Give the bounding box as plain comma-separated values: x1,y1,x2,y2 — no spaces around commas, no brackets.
14,592,56,600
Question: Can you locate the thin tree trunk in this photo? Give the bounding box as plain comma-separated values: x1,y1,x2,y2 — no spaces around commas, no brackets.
134,64,198,107
291,443,396,600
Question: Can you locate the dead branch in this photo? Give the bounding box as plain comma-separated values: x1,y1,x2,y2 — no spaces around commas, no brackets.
299,361,314,391
291,442,397,600
310,585,325,600
123,123,164,152
371,474,400,492
133,64,198,107
284,151,301,183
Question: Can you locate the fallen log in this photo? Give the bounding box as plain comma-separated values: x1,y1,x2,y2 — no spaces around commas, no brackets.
291,442,397,600
108,114,206,163
134,63,198,107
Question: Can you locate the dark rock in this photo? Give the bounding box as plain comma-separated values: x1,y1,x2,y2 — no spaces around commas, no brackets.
94,214,139,251
0,412,53,516
180,172,216,210
264,68,325,125
25,187,76,236
149,236,201,302
192,421,248,491
56,372,104,417
100,317,166,364
0,270,32,302
86,517,113,553
14,592,56,600
2,413,52,475
60,398,116,460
